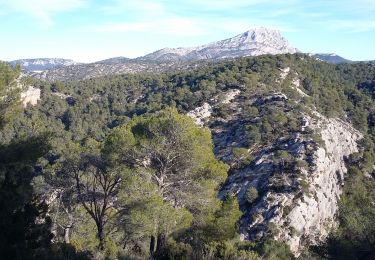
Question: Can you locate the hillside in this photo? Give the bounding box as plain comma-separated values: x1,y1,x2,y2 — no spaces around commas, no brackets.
26,60,195,82
1,54,374,259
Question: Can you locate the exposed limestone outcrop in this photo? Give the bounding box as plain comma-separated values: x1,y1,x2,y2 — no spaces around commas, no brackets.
291,78,308,97
21,86,41,107
221,89,241,104
273,114,362,254
187,89,241,125
187,102,212,126
188,82,362,256
219,106,361,255
279,67,290,80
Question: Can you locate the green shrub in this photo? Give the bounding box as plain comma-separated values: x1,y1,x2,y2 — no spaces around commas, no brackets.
245,186,259,204
203,241,260,260
299,179,310,195
164,239,192,260
260,239,294,260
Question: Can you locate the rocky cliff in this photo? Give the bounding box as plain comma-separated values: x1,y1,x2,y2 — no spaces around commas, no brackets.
187,67,363,256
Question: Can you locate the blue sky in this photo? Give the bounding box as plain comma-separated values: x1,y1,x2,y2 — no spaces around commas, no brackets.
0,0,374,62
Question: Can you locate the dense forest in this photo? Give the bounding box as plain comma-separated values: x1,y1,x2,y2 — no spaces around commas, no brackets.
0,54,374,259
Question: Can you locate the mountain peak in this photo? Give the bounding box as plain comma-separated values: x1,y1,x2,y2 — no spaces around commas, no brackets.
139,27,297,62
244,26,279,34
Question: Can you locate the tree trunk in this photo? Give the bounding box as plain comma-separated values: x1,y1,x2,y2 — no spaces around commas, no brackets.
64,213,74,244
96,222,105,250
64,227,71,244
155,233,167,256
149,235,156,256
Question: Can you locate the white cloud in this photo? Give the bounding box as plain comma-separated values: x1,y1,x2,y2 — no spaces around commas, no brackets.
194,17,299,34
96,0,208,36
86,16,206,36
0,0,86,26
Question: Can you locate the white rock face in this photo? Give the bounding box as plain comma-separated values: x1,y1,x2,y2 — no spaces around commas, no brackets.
291,78,308,97
221,89,241,104
215,96,362,256
21,86,41,107
275,115,362,255
140,27,298,62
187,89,241,126
187,103,212,126
278,67,308,97
280,67,290,80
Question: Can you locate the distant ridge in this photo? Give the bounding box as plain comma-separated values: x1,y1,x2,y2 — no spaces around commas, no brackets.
137,27,298,62
313,53,352,64
9,58,78,72
96,56,131,64
8,27,362,80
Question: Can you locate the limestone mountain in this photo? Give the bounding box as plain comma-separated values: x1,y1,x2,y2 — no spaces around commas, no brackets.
9,58,78,72
138,27,298,62
14,28,358,82
24,27,299,81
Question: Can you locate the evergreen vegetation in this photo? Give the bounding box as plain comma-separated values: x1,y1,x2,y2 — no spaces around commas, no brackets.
0,54,374,259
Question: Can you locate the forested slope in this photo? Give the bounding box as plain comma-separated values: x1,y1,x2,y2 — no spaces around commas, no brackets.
0,54,374,259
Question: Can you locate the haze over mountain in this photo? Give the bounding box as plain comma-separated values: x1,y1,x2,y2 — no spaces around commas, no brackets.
312,53,352,64
96,56,131,64
8,27,357,81
137,27,298,62
9,58,78,72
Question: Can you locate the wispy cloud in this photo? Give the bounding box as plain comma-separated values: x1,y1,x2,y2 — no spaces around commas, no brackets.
101,0,166,15
86,0,299,37
215,19,299,33
86,16,206,36
0,0,86,26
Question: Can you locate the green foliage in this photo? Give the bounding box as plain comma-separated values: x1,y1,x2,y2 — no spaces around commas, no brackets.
245,186,258,204
204,196,242,242
2,54,375,258
317,163,375,259
299,179,310,195
266,222,280,237
260,239,294,260
233,147,254,167
203,240,260,260
105,108,228,257
295,159,308,169
214,103,231,118
0,61,21,129
162,239,192,260
274,150,293,163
